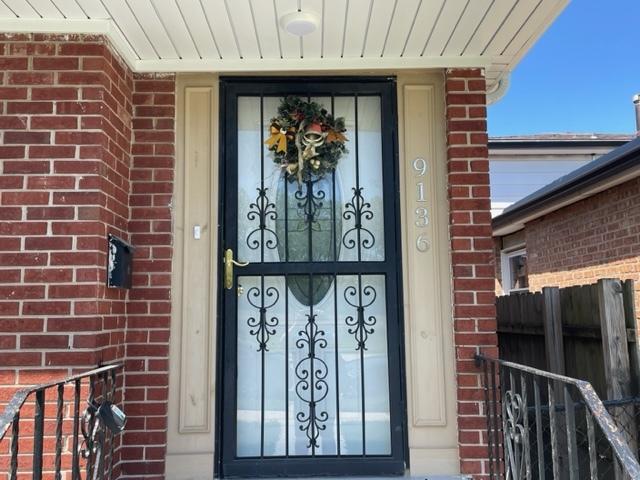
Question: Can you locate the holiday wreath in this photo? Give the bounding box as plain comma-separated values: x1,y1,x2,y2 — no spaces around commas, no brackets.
265,96,347,183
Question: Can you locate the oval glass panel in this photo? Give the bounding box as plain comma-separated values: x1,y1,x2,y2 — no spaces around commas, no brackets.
276,173,342,305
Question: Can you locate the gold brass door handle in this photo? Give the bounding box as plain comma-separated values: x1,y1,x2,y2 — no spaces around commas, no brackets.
223,248,249,290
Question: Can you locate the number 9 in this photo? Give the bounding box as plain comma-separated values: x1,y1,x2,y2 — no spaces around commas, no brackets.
413,157,427,176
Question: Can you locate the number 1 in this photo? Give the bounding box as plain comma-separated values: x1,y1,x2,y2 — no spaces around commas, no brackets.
416,182,425,202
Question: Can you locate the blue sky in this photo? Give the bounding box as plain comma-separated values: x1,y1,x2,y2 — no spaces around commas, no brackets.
488,0,640,136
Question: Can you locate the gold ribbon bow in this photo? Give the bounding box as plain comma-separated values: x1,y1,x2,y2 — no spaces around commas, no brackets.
265,124,293,153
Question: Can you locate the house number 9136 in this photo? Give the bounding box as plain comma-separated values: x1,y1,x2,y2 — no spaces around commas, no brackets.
412,157,430,252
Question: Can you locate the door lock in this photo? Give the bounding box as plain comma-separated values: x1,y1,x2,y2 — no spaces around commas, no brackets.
223,248,249,290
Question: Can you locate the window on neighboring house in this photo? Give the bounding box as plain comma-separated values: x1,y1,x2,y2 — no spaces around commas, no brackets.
501,248,528,293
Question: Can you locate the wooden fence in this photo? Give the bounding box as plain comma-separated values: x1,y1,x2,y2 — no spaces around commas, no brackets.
497,278,639,400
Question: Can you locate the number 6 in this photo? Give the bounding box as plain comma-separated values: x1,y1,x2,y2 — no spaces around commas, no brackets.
416,235,430,252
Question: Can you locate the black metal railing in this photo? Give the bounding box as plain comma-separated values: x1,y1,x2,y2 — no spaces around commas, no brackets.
476,354,640,479
0,363,124,480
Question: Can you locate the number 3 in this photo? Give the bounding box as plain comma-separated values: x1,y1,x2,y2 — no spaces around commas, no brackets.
415,207,429,227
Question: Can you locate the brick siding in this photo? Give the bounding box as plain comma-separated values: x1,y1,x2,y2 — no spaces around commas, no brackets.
522,177,640,318
0,33,132,370
121,73,175,477
446,68,498,479
0,34,174,479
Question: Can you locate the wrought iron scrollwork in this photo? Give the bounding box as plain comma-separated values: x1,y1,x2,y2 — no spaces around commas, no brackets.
246,187,278,250
80,372,120,480
503,389,526,480
80,400,105,469
295,179,326,229
295,314,329,449
246,286,280,351
342,187,375,250
344,283,377,350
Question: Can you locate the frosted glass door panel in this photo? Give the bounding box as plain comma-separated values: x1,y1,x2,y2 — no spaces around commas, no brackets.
236,274,391,457
237,95,385,265
224,82,403,476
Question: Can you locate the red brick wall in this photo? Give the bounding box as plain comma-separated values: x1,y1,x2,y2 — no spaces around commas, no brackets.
121,73,175,478
0,34,174,479
0,33,131,375
0,32,133,477
524,177,640,318
445,68,497,479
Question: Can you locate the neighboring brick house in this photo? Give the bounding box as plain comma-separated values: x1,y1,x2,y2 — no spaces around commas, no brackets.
493,137,640,321
0,2,569,479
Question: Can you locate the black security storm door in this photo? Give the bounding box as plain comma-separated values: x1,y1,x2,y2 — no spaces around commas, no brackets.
217,78,406,477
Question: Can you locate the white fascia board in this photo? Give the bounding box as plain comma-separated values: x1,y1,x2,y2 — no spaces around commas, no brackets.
0,18,139,71
0,17,493,73
134,55,492,73
501,0,570,80
486,0,569,105
0,17,110,34
104,21,140,71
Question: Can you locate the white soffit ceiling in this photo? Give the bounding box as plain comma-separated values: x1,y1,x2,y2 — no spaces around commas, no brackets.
0,0,568,87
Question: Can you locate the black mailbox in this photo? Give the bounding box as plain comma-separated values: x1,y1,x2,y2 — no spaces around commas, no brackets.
107,234,134,289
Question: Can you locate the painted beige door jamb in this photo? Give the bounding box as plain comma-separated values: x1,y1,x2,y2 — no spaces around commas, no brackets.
167,74,219,480
167,72,460,478
397,72,460,475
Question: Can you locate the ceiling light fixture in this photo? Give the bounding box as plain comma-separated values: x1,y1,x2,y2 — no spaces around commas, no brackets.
280,11,319,36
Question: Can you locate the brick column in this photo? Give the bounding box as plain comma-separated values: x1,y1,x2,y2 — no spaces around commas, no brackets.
0,33,134,478
120,73,175,478
0,34,176,479
445,68,498,479
0,34,132,371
